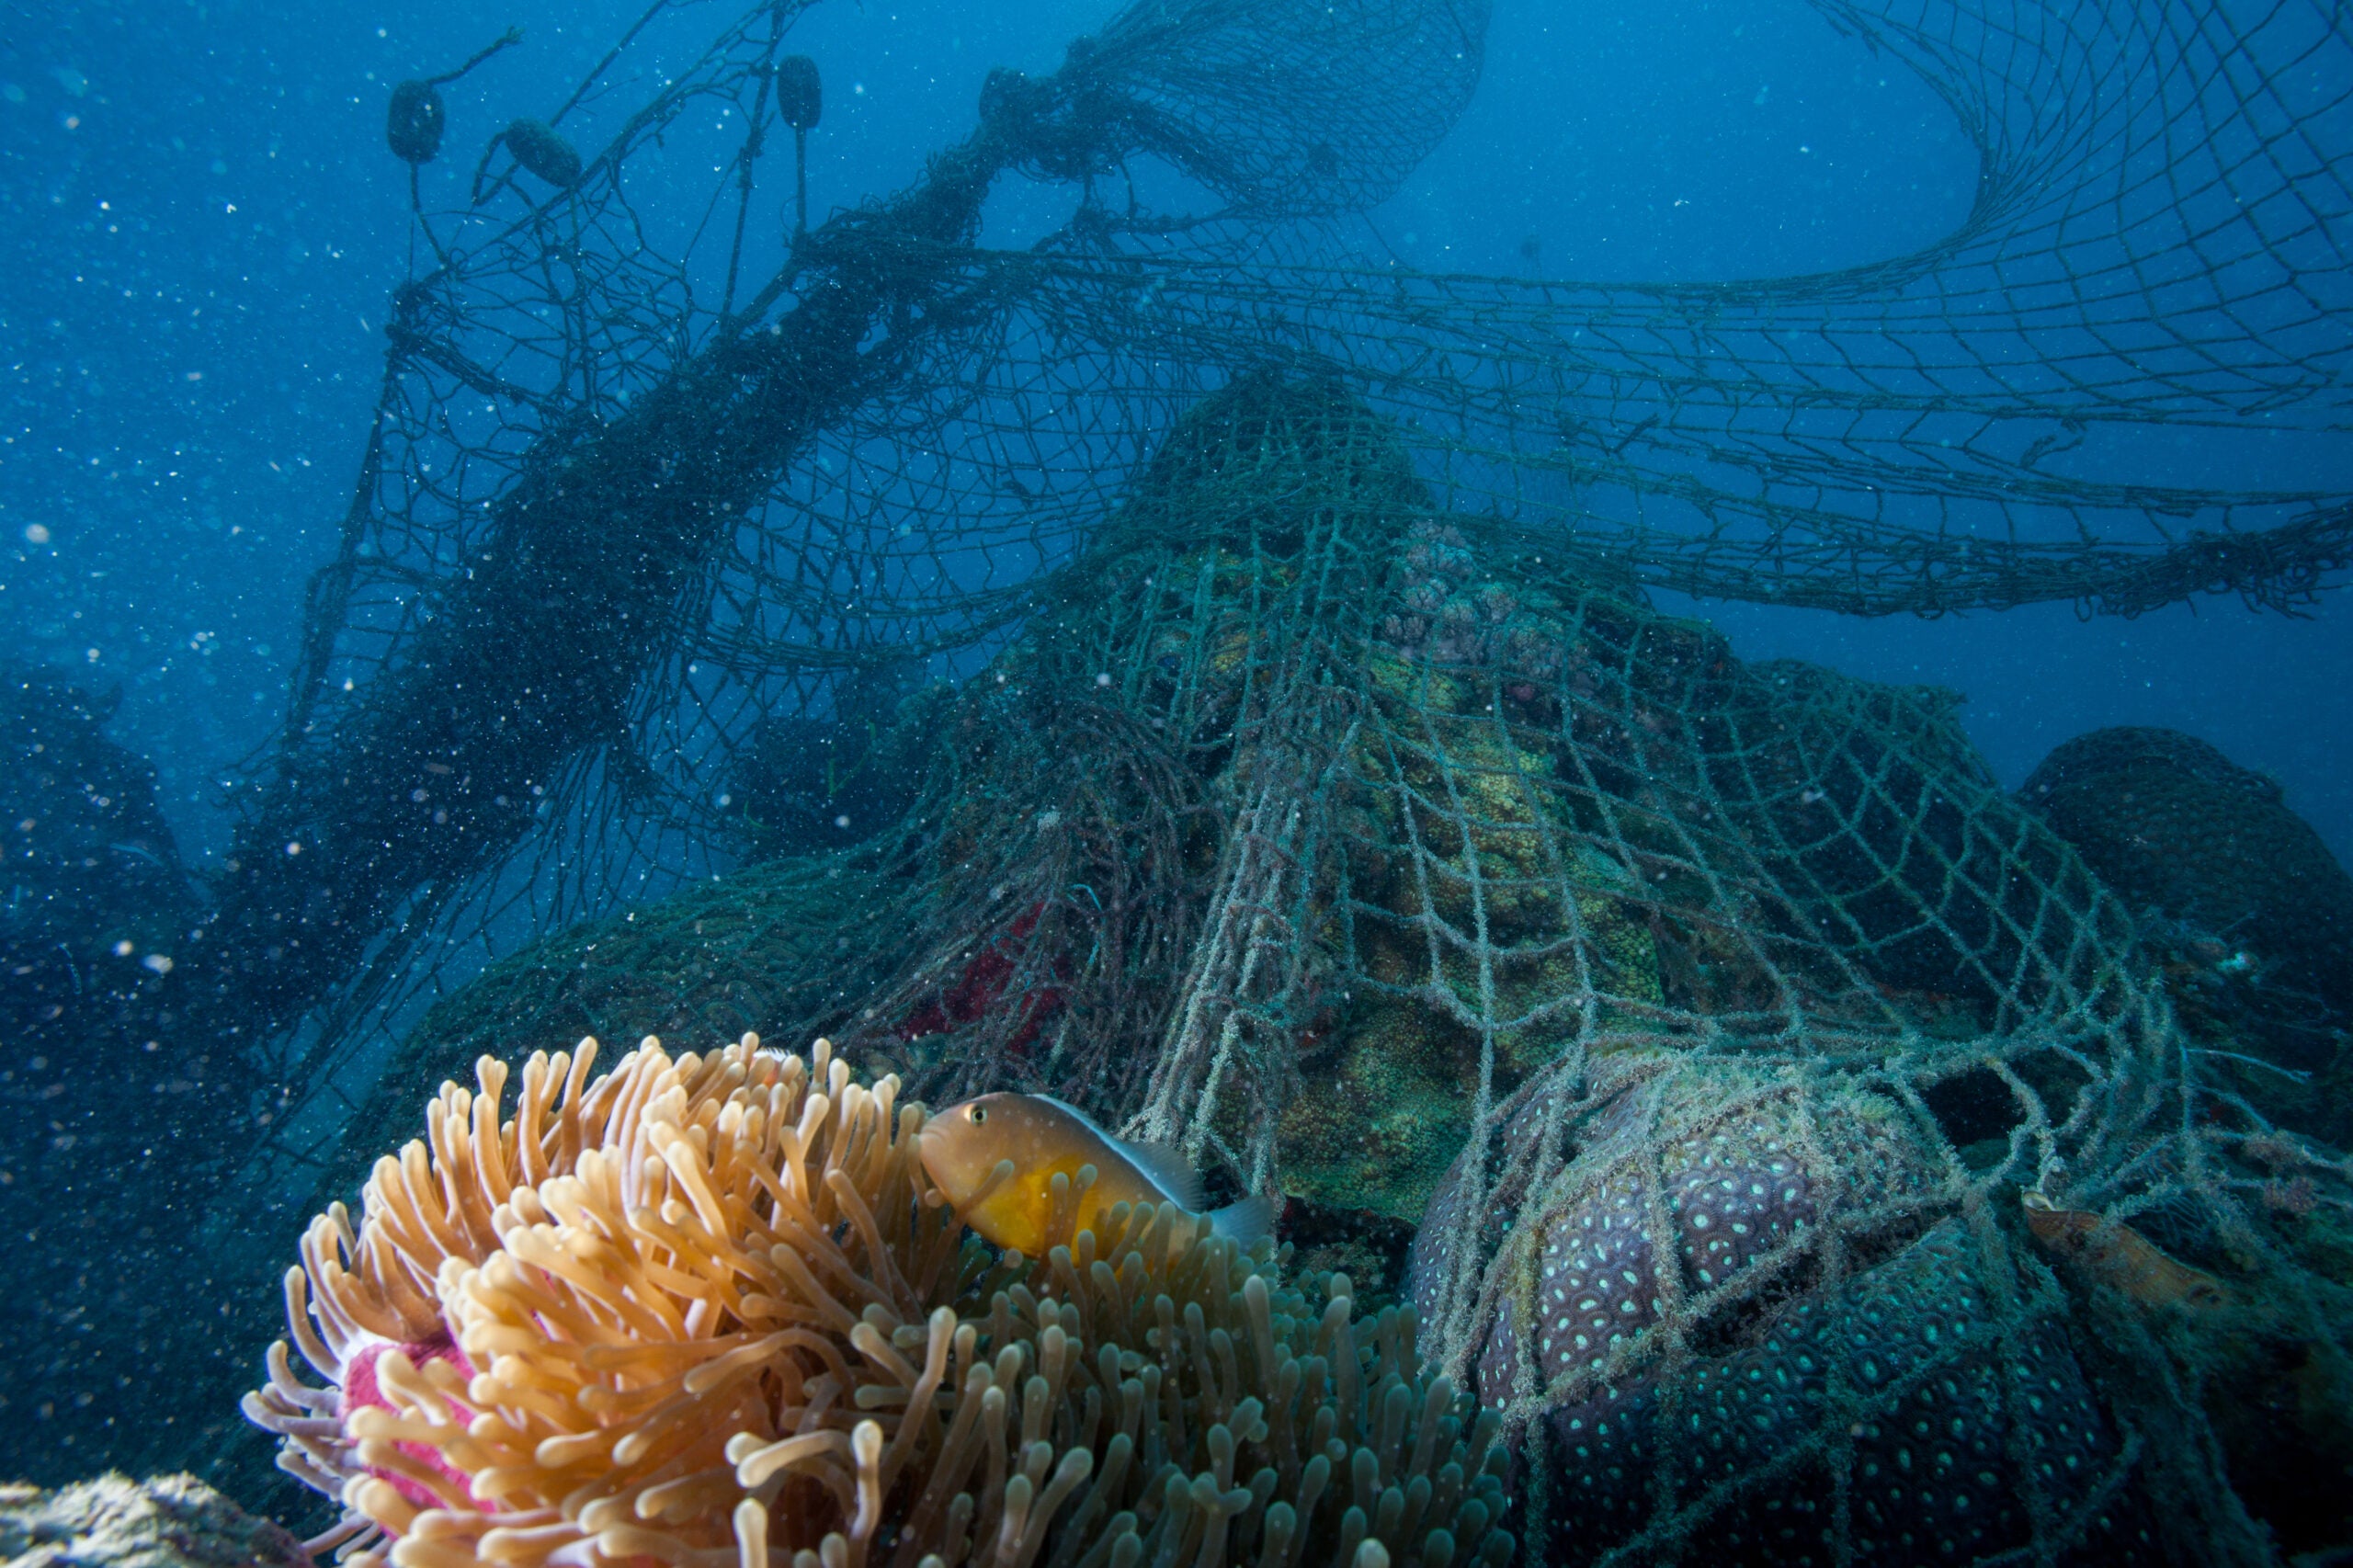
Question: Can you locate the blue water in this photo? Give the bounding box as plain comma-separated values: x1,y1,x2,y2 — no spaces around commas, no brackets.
3,0,2349,1532
8,0,2345,874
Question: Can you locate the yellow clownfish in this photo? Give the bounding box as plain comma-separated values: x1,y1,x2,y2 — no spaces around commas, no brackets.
915,1092,1278,1257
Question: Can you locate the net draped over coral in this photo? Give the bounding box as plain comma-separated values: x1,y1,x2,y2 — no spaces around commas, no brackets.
186,0,2353,1110
142,0,2352,1554
335,376,2348,1563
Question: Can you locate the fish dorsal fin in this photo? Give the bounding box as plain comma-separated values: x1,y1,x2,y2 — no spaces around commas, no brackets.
1033,1094,1208,1211
1114,1137,1208,1212
1030,1093,1112,1138
1210,1191,1279,1247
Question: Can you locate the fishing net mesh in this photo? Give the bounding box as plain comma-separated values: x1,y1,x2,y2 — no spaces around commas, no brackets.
380,374,2350,1562
208,0,2352,1105
19,0,2347,1545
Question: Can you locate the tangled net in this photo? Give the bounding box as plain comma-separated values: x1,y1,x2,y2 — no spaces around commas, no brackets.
158,0,2349,1134
246,1035,1513,1568
30,0,2339,1541
371,376,2353,1563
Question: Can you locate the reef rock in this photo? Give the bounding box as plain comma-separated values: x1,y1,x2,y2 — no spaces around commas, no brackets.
2022,726,2353,1138
3,664,197,1032
0,1474,310,1568
2022,726,2352,1016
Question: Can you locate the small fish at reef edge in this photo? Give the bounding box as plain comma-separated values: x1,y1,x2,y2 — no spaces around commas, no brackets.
918,1092,1277,1256
2021,1189,2227,1312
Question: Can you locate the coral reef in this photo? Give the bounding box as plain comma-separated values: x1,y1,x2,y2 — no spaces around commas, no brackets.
202,0,2353,1217
2,665,195,984
1276,998,1502,1223
2023,727,2353,1015
247,1034,1514,1568
2020,726,2353,1137
3,663,198,1111
1408,1053,1946,1412
1523,1219,2155,1566
389,379,2129,1219
0,666,268,1503
333,860,899,1176
305,383,2353,1567
0,1473,311,1568
1404,1032,2353,1566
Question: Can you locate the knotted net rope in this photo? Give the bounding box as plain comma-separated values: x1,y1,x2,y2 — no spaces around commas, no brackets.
187,0,2347,1112
398,372,2350,1562
44,0,2347,1534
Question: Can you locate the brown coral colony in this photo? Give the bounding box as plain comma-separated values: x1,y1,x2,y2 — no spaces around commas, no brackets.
245,1035,1513,1568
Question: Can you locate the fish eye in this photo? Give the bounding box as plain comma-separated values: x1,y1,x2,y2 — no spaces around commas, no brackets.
970,1105,987,1124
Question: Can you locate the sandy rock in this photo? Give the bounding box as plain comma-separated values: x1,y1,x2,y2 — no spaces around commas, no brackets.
0,1475,308,1568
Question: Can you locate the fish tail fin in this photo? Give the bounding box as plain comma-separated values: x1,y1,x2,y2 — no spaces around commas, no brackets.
1210,1191,1279,1247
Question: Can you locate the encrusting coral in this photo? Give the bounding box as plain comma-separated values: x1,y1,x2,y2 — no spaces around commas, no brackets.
0,1472,313,1568
244,1035,1511,1568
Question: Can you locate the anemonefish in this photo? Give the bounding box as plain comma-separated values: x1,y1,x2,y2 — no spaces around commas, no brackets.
916,1091,1278,1256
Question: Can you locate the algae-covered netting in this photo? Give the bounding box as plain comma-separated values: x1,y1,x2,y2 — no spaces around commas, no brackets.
398,376,2352,1562
134,0,2352,1545
192,0,2353,1110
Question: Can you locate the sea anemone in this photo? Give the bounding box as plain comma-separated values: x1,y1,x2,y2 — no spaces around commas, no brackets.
245,1035,1512,1568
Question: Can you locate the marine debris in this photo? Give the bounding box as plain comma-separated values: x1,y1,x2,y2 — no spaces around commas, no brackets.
175,0,1494,1124
9,0,2353,1543
777,54,822,235
176,0,2353,1165
371,369,2353,1562
494,119,581,189
354,378,2353,1561
385,28,523,228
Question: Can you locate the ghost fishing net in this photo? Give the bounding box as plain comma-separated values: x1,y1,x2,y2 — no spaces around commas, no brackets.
183,0,1495,1074
196,0,2353,1104
44,0,2350,1548
359,370,2352,1564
